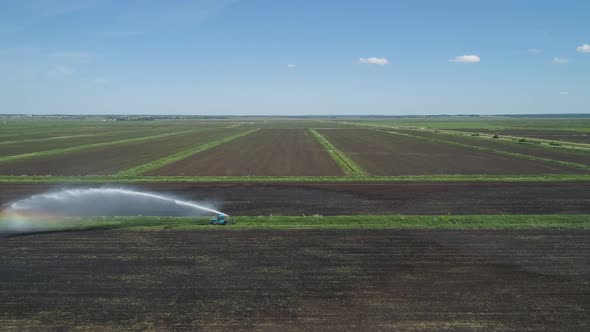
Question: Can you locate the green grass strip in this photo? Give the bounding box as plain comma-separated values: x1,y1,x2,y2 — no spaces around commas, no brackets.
116,129,260,176
0,130,196,164
381,130,590,172
1,174,590,184
309,129,366,176
15,215,590,232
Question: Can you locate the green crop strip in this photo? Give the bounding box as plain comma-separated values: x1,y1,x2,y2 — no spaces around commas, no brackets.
380,130,590,172
1,174,590,184
0,130,197,164
116,129,260,176
11,215,589,232
309,129,366,176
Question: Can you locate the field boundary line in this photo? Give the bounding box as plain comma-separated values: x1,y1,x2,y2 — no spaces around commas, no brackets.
379,129,590,172
309,129,367,176
0,174,590,183
0,130,195,164
116,129,260,176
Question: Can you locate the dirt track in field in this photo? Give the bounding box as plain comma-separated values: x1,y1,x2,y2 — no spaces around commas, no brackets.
395,129,590,166
318,129,584,175
1,229,588,330
2,181,589,215
0,129,244,176
149,129,344,176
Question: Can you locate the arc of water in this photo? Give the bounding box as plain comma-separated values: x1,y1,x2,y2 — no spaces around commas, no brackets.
8,188,229,217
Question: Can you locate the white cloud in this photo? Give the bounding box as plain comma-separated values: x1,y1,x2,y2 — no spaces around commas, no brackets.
527,48,542,55
359,57,390,65
577,44,590,53
560,91,569,96
48,64,75,77
287,64,296,69
449,55,480,63
552,57,569,64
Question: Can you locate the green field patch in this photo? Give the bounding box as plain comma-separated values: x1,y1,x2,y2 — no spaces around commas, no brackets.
15,215,590,232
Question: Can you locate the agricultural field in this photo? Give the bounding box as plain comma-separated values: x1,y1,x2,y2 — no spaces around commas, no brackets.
1,116,589,330
2,182,590,215
344,115,590,132
149,129,344,176
318,128,584,175
0,127,248,176
0,128,178,157
453,128,590,143
1,228,588,330
392,129,590,167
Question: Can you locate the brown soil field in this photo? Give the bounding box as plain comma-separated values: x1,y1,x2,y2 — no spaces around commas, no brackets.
149,129,344,176
453,128,590,143
0,125,152,142
1,229,588,330
0,129,245,176
2,182,589,215
318,129,583,175
395,129,590,166
0,122,236,142
0,129,174,157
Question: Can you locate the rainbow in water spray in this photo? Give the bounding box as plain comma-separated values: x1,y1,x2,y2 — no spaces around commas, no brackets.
1,187,229,233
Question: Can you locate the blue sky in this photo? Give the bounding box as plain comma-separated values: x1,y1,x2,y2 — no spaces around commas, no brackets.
1,0,589,115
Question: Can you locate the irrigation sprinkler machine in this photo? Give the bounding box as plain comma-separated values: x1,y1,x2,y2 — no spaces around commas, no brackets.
209,213,237,226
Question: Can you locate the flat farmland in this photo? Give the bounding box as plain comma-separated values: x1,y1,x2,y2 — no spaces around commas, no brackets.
453,128,590,144
3,182,590,215
149,129,344,176
0,120,239,142
0,123,155,141
395,129,590,166
318,129,583,175
0,127,123,142
1,229,588,330
0,128,246,176
0,128,177,157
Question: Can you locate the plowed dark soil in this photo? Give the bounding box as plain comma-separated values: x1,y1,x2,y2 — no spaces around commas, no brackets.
2,181,589,215
395,129,590,166
1,229,588,330
0,129,170,157
0,129,244,176
318,129,583,175
149,129,344,176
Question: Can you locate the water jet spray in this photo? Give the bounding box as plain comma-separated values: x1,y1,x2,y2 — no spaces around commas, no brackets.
0,187,230,234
